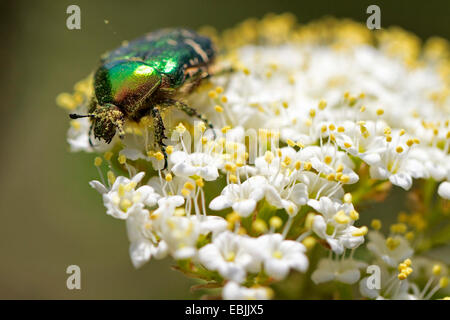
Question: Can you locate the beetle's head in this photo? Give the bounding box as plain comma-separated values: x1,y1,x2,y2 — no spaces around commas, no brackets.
70,103,124,144
94,59,162,108
92,104,125,143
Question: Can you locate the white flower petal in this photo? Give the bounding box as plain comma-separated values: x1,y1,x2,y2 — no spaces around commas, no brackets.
438,181,450,199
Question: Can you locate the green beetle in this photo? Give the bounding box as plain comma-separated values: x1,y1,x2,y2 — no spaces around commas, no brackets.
70,28,217,169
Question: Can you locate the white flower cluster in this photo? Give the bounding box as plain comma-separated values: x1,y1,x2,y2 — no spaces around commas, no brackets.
59,15,449,299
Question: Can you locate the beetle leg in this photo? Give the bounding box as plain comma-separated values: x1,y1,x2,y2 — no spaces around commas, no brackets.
208,65,235,78
88,122,94,147
150,107,168,170
161,99,216,139
115,118,125,139
183,67,210,94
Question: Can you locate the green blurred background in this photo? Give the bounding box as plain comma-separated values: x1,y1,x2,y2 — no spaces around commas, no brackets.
0,0,448,299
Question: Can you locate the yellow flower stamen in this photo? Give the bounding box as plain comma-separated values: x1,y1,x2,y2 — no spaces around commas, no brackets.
94,157,103,167
371,219,382,230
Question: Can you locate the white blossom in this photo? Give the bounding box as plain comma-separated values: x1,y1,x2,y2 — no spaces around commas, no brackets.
311,197,365,254
366,231,414,267
438,181,450,199
99,172,160,220
312,258,367,285
222,282,272,300
198,231,258,283
209,176,267,217
170,151,221,181
254,234,308,280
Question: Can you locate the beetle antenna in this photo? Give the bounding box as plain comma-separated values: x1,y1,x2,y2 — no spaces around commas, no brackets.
69,113,96,119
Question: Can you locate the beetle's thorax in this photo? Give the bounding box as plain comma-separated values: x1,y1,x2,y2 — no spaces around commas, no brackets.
94,59,162,116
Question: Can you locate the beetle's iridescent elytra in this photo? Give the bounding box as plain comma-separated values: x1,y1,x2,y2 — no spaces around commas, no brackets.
70,28,217,169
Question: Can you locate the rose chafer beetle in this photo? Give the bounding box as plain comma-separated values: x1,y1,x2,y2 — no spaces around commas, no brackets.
70,28,217,169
